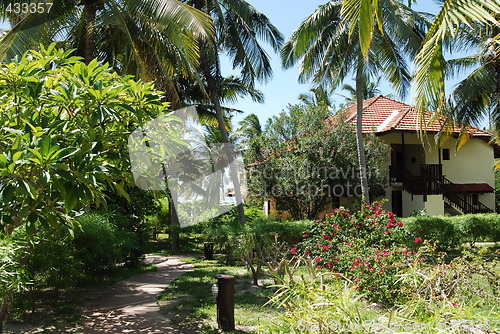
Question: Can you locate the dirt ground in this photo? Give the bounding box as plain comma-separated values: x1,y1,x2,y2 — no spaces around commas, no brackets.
5,255,194,334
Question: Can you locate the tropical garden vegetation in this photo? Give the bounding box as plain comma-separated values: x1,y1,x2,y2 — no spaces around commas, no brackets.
0,0,499,332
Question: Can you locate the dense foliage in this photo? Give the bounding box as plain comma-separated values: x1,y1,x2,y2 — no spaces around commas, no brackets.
0,44,181,238
246,104,389,219
403,213,500,249
0,44,180,330
293,202,419,304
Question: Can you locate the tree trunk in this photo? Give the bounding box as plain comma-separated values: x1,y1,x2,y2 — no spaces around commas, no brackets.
200,52,246,225
83,0,98,64
168,194,180,252
356,58,370,204
0,297,11,334
192,0,245,225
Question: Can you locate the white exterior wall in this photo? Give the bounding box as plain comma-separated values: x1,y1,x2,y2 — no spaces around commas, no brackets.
402,190,425,217
425,195,445,216
379,132,496,216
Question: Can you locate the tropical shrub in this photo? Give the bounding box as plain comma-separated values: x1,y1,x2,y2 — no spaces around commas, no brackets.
453,214,500,245
262,252,500,334
293,202,425,305
402,216,460,250
402,214,500,248
0,237,28,333
25,212,139,290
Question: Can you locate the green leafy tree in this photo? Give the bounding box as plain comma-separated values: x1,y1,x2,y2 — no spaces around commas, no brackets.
0,0,214,108
0,44,183,328
247,104,389,219
282,0,427,204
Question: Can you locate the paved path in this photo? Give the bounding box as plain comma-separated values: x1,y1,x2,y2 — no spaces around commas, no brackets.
81,255,194,333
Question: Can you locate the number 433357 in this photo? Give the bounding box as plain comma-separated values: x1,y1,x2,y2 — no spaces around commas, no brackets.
6,2,53,14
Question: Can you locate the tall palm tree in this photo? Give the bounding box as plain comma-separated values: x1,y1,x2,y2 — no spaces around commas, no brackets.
413,0,500,123
337,75,385,107
185,0,284,224
0,0,214,109
282,0,427,203
233,113,262,152
298,86,336,108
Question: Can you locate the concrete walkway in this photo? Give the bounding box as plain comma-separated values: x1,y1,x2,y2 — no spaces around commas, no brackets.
81,255,194,333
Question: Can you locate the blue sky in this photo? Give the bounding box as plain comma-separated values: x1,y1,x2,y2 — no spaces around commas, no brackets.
221,0,472,128
1,1,480,129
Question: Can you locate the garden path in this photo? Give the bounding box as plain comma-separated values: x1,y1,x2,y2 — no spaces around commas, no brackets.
80,255,194,333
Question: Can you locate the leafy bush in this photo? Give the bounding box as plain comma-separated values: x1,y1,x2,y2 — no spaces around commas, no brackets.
25,212,141,290
0,237,29,332
73,213,134,274
263,251,500,333
402,214,500,248
453,214,500,245
402,216,460,250
293,202,425,305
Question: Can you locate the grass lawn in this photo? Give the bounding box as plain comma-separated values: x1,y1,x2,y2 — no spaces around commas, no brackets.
158,256,281,333
161,245,500,334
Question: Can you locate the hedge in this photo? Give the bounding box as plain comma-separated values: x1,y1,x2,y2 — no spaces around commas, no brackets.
402,213,500,248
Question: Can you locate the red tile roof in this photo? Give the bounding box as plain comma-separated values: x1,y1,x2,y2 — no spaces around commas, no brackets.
332,95,492,138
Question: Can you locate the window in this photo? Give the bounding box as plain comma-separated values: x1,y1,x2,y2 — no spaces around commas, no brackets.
442,148,450,160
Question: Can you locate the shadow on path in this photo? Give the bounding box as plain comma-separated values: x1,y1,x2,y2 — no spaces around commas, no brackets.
81,255,194,333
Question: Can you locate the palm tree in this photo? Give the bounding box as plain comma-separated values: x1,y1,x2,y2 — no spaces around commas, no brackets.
233,113,262,151
185,0,284,224
0,0,214,109
298,86,336,108
282,0,427,203
337,75,386,107
437,25,500,147
413,0,500,124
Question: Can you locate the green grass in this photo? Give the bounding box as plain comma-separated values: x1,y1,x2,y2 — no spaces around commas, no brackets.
158,257,281,333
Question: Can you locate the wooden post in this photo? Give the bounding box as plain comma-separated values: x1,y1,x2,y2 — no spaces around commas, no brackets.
204,242,214,260
215,274,235,331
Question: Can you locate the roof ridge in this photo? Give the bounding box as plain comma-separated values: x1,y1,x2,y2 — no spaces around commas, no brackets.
390,106,413,130
345,95,383,123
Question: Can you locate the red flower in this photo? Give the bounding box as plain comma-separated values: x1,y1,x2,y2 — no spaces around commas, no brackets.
326,261,334,269
322,235,331,240
387,222,395,229
397,221,404,227
291,247,297,255
415,237,423,244
315,257,322,262
347,242,354,247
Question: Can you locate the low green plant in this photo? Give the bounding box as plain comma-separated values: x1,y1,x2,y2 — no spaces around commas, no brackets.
261,252,500,334
402,216,460,250
453,214,500,246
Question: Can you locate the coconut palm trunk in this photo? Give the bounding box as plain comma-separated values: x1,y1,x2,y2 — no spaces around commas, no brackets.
200,51,246,225
356,57,370,204
83,0,98,64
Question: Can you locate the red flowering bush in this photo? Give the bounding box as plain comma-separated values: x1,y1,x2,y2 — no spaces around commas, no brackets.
295,201,424,305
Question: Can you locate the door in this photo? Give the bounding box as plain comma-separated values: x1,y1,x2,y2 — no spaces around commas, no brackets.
392,190,403,217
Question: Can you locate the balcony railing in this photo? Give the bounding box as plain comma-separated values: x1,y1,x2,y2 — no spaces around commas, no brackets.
389,163,492,213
